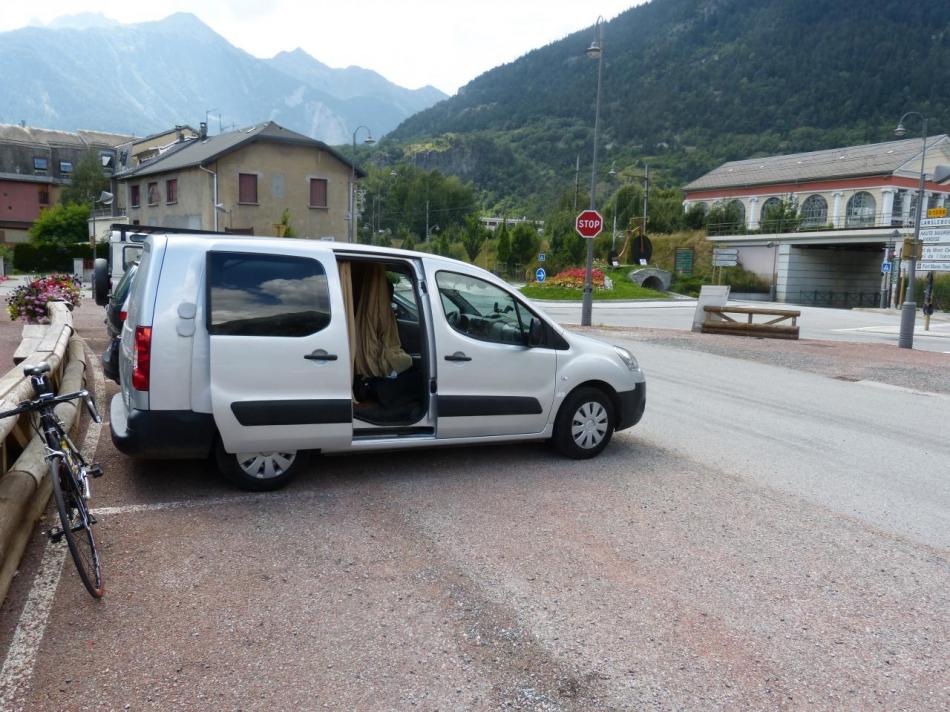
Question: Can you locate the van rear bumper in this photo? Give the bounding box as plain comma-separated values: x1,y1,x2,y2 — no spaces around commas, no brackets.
110,394,215,459
615,383,646,432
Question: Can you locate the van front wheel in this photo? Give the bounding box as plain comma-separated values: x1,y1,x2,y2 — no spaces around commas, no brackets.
552,387,615,459
214,439,307,491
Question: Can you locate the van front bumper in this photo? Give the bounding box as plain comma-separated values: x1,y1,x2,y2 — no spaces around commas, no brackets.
110,394,216,459
615,382,646,432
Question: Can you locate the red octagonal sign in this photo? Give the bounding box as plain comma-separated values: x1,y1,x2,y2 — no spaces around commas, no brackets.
575,209,603,239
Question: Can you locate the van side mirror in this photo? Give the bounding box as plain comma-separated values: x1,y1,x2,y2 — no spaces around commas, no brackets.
528,318,544,347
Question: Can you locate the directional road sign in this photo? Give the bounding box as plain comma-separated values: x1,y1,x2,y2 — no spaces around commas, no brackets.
535,267,546,283
575,210,603,239
922,244,950,261
712,247,738,267
920,217,950,228
915,261,950,272
919,228,950,243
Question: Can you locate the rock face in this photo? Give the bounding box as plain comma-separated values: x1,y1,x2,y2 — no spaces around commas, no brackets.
627,268,671,292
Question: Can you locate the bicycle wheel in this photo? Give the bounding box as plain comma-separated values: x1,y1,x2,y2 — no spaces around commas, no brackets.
50,458,104,598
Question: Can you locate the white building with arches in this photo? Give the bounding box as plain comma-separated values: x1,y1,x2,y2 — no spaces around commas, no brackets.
683,135,950,305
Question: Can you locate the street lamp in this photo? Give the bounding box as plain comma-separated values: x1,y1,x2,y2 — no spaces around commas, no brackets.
90,190,113,251
349,125,375,243
581,15,605,327
894,112,928,349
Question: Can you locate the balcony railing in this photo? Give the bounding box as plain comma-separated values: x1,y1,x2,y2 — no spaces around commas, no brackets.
706,210,923,237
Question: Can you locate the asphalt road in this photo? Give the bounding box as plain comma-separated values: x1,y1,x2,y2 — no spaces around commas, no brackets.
1,304,947,710
533,299,950,353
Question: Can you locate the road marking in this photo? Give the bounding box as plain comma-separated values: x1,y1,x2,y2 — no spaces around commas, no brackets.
857,380,950,400
0,543,66,708
92,488,334,517
0,341,107,707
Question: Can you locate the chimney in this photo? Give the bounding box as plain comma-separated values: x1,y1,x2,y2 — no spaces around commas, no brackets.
199,122,208,140
175,124,184,142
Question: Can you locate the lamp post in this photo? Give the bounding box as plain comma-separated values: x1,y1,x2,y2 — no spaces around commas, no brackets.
894,112,928,349
90,190,113,251
581,15,605,327
349,125,375,243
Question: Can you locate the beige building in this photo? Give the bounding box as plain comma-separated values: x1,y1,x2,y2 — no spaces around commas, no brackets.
115,122,362,239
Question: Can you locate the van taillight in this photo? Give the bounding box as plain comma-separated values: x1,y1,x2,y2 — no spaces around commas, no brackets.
132,326,151,391
119,310,127,321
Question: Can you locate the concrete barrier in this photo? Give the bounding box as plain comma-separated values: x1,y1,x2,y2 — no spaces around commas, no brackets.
0,302,80,604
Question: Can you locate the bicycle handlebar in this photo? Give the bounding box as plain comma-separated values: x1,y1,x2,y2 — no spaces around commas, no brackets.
0,389,100,423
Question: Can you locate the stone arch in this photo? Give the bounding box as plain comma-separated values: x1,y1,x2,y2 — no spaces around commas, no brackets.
760,197,782,230
727,199,746,226
801,194,828,228
845,191,876,227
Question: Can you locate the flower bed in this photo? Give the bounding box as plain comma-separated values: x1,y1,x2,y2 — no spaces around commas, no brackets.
6,274,82,324
544,267,606,289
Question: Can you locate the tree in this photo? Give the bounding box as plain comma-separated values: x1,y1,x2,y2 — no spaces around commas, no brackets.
760,197,800,233
277,208,297,237
29,203,90,247
510,222,540,266
496,221,511,266
460,216,487,262
59,151,109,206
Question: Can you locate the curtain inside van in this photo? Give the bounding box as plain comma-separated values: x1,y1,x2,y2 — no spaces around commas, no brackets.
354,263,412,378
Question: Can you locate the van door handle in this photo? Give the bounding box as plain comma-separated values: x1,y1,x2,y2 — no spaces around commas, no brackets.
444,352,471,362
304,349,338,361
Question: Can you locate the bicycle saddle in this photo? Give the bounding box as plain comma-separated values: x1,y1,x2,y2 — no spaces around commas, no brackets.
23,362,51,377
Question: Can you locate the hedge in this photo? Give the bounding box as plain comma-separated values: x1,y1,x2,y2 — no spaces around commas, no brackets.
13,242,108,273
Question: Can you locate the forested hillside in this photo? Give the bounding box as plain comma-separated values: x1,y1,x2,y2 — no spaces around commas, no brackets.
379,0,950,213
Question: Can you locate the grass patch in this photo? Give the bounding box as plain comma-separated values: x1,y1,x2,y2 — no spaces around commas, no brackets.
522,275,666,301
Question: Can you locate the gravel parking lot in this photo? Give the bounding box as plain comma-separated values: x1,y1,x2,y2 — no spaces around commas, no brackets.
1,303,948,711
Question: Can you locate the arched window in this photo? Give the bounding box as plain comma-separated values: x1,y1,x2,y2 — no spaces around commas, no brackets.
801,194,828,228
760,197,782,231
727,199,745,226
845,191,876,227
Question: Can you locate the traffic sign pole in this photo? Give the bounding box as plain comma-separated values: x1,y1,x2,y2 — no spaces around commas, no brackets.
576,209,603,326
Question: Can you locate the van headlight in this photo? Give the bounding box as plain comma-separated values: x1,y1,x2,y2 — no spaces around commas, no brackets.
612,345,640,372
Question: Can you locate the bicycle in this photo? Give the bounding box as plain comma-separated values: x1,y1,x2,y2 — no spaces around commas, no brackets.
0,362,104,598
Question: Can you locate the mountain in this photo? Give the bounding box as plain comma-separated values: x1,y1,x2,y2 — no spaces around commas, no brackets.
385,0,950,212
0,13,446,144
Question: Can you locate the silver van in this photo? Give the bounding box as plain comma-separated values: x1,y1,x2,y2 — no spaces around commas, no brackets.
111,235,646,490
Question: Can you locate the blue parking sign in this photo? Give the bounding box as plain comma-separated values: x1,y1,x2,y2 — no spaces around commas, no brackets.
535,267,546,283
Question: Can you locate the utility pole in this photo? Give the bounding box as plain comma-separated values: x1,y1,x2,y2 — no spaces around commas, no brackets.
573,154,580,211
642,163,650,237
425,199,430,241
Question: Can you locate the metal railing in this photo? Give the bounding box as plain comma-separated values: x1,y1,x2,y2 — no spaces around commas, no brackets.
707,209,926,237
796,290,879,308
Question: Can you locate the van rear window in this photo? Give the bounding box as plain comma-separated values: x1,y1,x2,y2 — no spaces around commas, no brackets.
208,252,331,337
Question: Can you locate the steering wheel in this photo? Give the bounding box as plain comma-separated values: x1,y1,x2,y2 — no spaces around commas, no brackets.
446,310,460,326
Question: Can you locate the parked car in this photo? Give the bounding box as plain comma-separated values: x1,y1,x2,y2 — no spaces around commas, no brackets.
101,262,137,384
110,233,646,491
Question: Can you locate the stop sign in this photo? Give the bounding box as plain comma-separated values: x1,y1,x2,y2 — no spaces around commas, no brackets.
575,209,603,239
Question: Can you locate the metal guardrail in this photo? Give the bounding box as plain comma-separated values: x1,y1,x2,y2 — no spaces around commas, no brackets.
0,302,74,472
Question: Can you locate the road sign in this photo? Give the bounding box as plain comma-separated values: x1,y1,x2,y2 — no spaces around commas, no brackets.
674,247,694,276
881,261,892,274
915,261,950,272
712,248,739,257
927,207,947,218
535,267,546,283
575,210,603,239
920,217,950,228
919,228,950,243
922,244,950,261
712,247,738,267
538,253,545,262
713,257,738,267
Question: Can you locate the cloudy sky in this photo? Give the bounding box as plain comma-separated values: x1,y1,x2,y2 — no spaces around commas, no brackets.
0,0,646,95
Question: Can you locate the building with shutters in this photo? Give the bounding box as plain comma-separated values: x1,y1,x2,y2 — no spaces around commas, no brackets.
114,121,363,239
683,136,950,305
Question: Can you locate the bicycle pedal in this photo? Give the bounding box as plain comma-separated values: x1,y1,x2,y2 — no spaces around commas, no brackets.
47,527,64,543
87,464,103,478
88,514,97,526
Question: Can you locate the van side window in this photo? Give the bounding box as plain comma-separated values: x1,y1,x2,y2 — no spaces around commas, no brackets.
435,271,528,345
208,252,331,337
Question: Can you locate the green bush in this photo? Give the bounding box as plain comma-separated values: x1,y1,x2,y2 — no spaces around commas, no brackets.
671,275,705,296
914,273,950,311
13,242,107,273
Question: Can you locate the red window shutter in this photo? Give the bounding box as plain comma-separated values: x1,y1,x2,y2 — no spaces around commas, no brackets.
130,185,140,207
239,173,258,204
310,178,327,208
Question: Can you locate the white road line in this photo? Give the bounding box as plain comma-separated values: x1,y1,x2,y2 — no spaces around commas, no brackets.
0,543,66,709
92,488,333,517
0,341,107,708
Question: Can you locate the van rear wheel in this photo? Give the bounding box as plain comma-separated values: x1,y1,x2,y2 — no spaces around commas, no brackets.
214,438,306,491
552,387,615,459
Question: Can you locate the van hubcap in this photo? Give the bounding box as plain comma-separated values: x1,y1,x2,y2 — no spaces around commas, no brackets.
571,402,608,449
236,452,296,479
